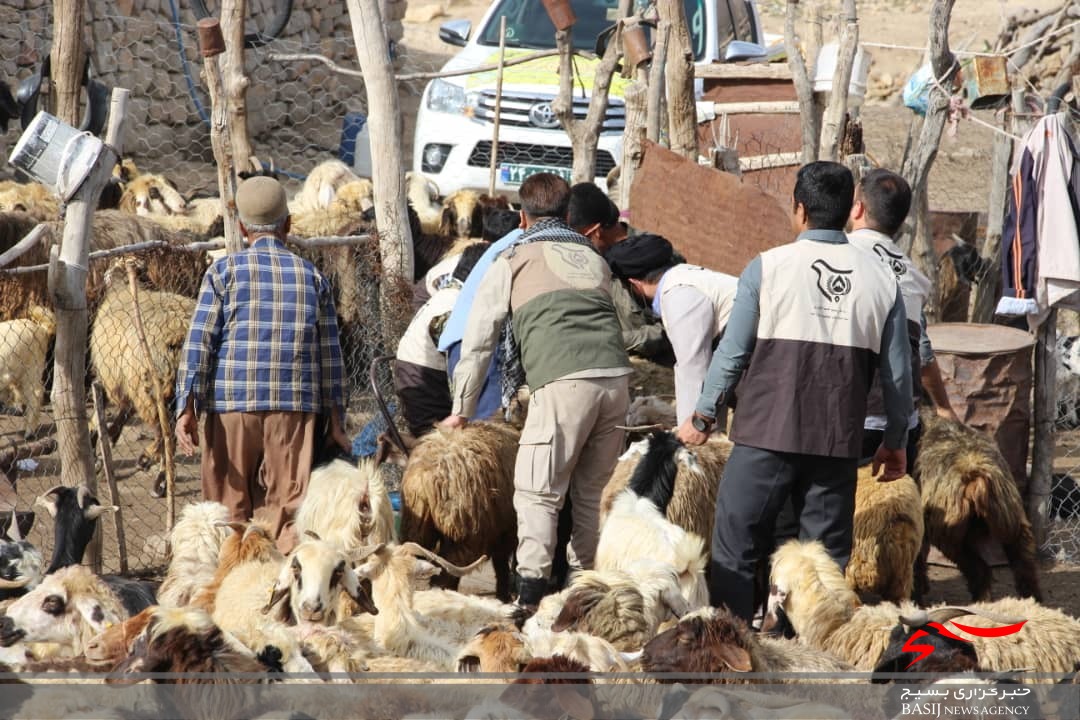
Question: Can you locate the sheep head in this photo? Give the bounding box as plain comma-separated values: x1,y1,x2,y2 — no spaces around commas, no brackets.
263,538,377,624
0,565,124,653
85,606,155,665
642,607,754,677
456,623,531,673
762,540,859,641
119,174,188,216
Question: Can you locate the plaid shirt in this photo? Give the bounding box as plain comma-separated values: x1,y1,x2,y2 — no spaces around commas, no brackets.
175,237,344,417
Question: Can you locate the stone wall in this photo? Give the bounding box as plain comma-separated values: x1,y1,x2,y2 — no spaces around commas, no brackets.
1,0,406,175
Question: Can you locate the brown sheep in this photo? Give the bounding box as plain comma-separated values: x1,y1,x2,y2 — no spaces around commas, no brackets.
190,521,282,613
84,606,156,665
399,421,520,601
846,465,924,603
0,182,59,221
89,263,197,497
600,435,731,542
0,306,55,440
642,606,854,679
916,412,1042,602
118,174,188,216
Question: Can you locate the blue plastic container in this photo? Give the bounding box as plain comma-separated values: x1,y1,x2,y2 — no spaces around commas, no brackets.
338,112,368,166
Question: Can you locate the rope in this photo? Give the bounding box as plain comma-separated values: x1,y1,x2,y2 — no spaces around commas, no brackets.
861,20,1080,58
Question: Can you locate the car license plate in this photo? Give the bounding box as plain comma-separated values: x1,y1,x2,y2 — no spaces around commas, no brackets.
499,163,573,185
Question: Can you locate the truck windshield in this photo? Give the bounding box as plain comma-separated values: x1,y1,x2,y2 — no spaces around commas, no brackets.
477,0,706,60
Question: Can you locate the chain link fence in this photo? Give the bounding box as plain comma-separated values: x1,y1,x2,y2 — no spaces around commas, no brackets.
1050,309,1080,563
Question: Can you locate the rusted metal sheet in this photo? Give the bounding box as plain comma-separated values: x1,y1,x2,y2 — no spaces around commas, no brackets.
963,55,1010,110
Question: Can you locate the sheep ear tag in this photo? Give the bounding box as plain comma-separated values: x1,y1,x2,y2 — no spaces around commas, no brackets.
716,644,753,672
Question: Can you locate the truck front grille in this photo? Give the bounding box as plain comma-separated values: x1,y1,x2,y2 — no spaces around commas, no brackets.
466,141,618,178
474,91,625,133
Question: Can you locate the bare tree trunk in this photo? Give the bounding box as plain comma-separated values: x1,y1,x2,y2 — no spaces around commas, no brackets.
899,0,957,253
619,79,648,211
1031,307,1056,554
818,0,858,160
646,22,669,144
659,0,696,160
786,1,820,164
553,19,626,184
346,0,414,340
197,20,244,255
50,0,85,125
911,190,938,321
48,89,129,573
221,0,260,176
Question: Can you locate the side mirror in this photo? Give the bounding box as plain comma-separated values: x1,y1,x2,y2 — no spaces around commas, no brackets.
439,19,472,47
723,41,767,63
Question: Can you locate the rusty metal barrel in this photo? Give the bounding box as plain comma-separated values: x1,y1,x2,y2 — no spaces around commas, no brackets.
926,323,1035,496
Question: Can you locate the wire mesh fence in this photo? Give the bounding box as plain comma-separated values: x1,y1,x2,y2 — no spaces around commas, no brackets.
1049,308,1080,563
0,236,411,577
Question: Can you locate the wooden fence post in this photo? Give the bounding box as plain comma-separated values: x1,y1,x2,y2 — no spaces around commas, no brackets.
786,0,820,164
817,0,858,161
221,0,261,176
659,0,697,160
48,89,129,573
50,0,85,127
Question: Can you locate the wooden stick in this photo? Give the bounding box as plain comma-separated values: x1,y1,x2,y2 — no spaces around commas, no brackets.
0,235,374,275
0,224,49,268
91,382,127,575
221,0,260,176
818,0,859,161
740,151,801,171
198,19,243,255
1030,307,1056,552
268,48,565,82
786,0,820,164
50,0,84,125
126,261,176,543
695,63,794,80
646,22,670,144
488,16,507,197
713,101,801,115
970,124,1013,323
48,87,130,574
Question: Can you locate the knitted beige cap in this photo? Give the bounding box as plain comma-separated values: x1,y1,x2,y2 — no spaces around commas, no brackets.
235,176,289,226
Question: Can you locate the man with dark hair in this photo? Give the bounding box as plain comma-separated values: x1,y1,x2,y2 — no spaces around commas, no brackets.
442,173,631,612
849,168,959,465
568,183,672,364
395,243,489,437
676,161,913,622
605,233,737,425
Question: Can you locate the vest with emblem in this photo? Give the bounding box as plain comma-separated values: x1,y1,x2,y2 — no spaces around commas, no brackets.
730,237,900,458
659,264,739,338
505,241,628,392
848,228,930,419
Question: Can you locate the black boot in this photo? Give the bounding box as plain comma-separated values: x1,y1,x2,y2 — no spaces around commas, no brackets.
512,576,548,622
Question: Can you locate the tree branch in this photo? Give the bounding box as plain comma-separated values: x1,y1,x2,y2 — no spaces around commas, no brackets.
786,0,820,164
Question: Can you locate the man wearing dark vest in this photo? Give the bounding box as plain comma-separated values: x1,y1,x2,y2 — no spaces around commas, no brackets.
442,173,631,612
676,161,913,622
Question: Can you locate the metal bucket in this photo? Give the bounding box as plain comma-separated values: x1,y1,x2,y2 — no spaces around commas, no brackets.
8,111,104,200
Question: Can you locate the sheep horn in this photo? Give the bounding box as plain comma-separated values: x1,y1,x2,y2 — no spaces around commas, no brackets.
354,543,386,563
303,530,322,541
5,504,22,542
925,606,1026,625
76,485,90,509
898,610,930,627
399,542,487,577
40,484,65,498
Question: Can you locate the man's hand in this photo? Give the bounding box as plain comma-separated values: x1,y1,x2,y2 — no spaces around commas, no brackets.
176,410,199,456
935,404,960,424
439,414,468,430
329,412,350,451
676,417,709,446
871,445,907,482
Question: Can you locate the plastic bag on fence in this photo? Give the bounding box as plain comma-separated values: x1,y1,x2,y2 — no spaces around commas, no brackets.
903,63,934,116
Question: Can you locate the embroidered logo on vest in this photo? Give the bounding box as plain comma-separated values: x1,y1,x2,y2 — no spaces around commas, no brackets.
873,243,908,277
811,259,853,302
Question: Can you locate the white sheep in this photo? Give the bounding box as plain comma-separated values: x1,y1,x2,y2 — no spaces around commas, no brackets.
118,174,188,216
766,539,1080,676
156,502,231,608
595,433,709,609
290,159,360,215
406,171,444,235
0,306,55,439
0,182,59,221
454,622,630,673
293,456,396,559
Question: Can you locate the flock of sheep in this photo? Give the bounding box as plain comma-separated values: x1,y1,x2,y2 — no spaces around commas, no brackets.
0,160,1079,719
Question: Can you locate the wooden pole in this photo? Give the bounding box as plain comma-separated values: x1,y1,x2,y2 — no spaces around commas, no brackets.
1031,308,1056,555
970,125,1013,324
818,0,859,161
345,0,414,342
221,0,261,176
50,0,85,125
659,0,697,160
91,382,127,575
197,19,244,255
488,16,508,197
786,0,820,164
126,262,176,543
618,78,648,212
646,23,669,144
48,88,129,573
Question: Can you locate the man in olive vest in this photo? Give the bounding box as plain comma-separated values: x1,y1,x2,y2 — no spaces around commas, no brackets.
606,233,738,425
442,173,631,612
676,162,913,622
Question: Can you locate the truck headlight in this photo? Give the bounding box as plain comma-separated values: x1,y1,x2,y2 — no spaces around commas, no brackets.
426,79,478,116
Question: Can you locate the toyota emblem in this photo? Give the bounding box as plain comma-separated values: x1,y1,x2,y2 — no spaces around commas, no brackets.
528,102,561,129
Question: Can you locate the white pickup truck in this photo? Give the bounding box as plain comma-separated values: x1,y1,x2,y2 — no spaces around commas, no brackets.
408,0,767,195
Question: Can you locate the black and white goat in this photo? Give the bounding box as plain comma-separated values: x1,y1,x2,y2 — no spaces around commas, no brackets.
0,511,42,601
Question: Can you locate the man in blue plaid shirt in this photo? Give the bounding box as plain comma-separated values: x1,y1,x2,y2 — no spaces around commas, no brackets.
175,176,347,553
